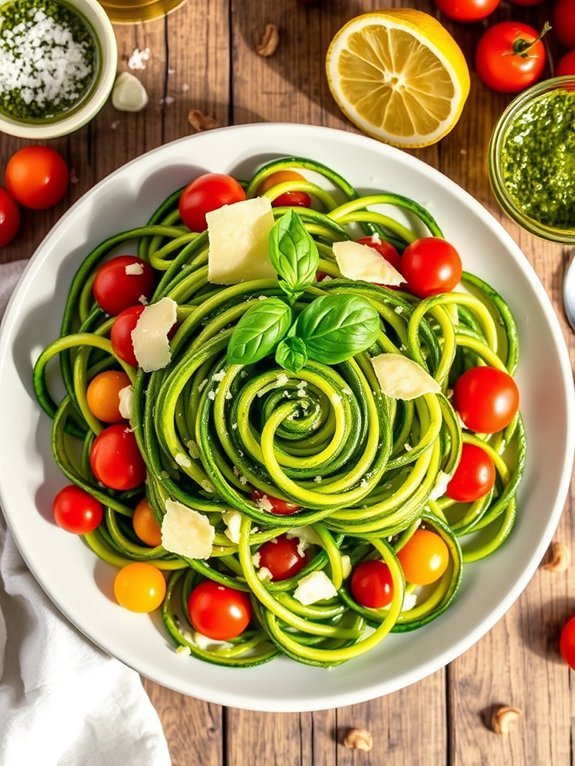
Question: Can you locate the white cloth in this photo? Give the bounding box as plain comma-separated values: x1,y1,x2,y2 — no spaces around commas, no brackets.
0,261,172,766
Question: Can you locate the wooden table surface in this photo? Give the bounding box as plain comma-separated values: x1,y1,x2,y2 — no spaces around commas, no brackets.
1,1,573,764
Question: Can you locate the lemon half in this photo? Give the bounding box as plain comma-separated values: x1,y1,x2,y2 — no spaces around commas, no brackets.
326,10,470,148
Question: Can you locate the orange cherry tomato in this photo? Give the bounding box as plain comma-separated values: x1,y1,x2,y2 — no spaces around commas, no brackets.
86,370,131,423
113,562,166,612
133,498,162,547
258,170,312,208
397,529,449,585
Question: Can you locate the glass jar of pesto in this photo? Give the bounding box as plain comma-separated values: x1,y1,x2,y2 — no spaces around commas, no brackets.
489,76,575,245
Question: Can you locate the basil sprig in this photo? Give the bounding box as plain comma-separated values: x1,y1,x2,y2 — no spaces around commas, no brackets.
275,336,308,374
295,294,380,364
269,209,319,302
227,298,293,364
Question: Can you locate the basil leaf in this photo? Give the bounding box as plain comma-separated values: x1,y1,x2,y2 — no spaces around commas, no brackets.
295,294,380,364
275,336,308,374
227,298,292,365
269,210,319,300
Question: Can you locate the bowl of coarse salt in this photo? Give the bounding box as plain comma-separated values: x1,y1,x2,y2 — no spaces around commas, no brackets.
0,0,117,139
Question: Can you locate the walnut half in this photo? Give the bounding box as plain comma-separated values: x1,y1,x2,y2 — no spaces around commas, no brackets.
256,23,280,57
342,727,373,751
491,706,522,735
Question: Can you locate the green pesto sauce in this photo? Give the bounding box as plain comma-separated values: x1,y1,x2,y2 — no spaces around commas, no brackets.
0,0,98,122
501,89,575,229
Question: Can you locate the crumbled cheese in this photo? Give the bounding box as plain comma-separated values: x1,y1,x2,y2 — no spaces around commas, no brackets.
276,373,289,387
404,443,413,452
370,233,382,245
161,499,215,559
118,385,134,420
331,393,342,405
286,526,321,549
175,452,192,468
207,390,216,401
314,476,323,484
293,571,338,605
128,47,151,70
192,631,233,652
200,480,215,493
131,297,177,372
252,551,261,568
254,493,274,512
112,72,148,112
394,305,404,314
429,470,452,501
371,353,441,400
212,370,226,382
257,566,273,581
402,591,419,611
225,390,232,400
341,555,352,579
207,197,276,284
238,475,248,486
187,440,200,459
333,241,405,286
223,510,242,544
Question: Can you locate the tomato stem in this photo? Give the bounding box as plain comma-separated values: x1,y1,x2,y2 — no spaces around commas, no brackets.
513,22,551,57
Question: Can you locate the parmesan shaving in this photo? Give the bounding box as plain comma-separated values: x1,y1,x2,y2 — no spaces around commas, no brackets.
371,353,441,400
118,385,134,420
131,297,177,372
293,571,338,606
161,499,215,559
333,241,405,286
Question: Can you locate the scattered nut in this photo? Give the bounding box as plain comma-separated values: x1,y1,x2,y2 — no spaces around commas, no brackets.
343,728,373,751
187,109,220,132
256,23,280,57
491,706,521,735
542,541,571,572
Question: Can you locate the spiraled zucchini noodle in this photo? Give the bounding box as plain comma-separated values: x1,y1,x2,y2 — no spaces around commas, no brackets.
33,156,525,668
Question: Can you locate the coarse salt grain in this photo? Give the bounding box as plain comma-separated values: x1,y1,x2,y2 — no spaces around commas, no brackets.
128,47,151,70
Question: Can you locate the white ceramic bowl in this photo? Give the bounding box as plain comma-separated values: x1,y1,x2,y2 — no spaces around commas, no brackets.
0,0,117,139
0,124,573,712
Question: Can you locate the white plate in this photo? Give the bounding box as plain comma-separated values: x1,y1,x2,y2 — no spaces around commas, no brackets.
0,124,573,712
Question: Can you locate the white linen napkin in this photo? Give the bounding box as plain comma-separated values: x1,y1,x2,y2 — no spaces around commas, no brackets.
0,260,172,766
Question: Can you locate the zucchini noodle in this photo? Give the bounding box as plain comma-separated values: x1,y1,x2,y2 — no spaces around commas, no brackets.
33,156,525,668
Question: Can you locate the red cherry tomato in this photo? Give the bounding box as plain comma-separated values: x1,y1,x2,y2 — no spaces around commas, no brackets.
475,22,547,93
400,237,462,298
114,562,166,613
187,580,252,640
92,256,155,316
434,0,500,22
553,0,575,50
446,443,496,502
178,173,246,232
453,366,520,434
251,488,301,515
509,0,544,4
557,50,575,77
350,559,393,608
52,484,103,534
0,187,20,246
397,529,449,585
257,534,308,581
258,170,312,208
5,146,69,209
86,370,131,423
89,424,146,490
560,615,575,669
111,305,145,367
357,235,403,289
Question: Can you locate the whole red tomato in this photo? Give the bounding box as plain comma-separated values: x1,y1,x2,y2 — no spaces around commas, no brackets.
557,50,575,77
475,22,547,93
434,0,500,22
553,0,575,50
0,187,20,246
5,146,69,209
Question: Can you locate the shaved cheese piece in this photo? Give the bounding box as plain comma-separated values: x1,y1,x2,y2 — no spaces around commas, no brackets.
207,197,277,284
118,385,134,420
429,470,452,500
161,499,214,559
223,510,242,544
333,240,405,285
341,555,352,579
131,297,177,372
293,571,338,606
371,353,441,400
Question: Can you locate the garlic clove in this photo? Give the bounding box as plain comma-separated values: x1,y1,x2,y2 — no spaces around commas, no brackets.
112,72,148,112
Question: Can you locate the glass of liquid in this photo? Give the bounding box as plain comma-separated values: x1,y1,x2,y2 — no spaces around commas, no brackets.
98,0,187,24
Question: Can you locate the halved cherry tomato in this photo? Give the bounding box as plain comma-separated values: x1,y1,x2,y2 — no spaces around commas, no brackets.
89,424,146,490
557,50,575,78
251,488,301,515
0,187,20,246
86,370,131,423
453,366,519,434
560,615,575,669
553,0,575,50
187,580,252,640
258,170,312,208
433,0,500,22
113,562,166,613
5,145,69,209
446,443,496,502
350,559,393,608
401,237,462,298
111,305,145,367
257,534,308,580
92,256,155,316
52,484,103,534
357,235,403,289
397,529,449,585
178,173,246,232
475,22,547,93
133,497,163,547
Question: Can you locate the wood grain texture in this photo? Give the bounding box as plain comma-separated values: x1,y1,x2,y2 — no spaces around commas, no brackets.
1,0,574,764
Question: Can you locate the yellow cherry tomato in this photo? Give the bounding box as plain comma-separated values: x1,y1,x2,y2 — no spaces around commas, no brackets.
86,370,131,423
113,562,166,612
133,498,162,548
397,529,449,585
258,170,311,208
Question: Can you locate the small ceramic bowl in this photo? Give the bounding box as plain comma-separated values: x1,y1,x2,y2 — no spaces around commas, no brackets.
0,0,117,139
488,76,575,245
